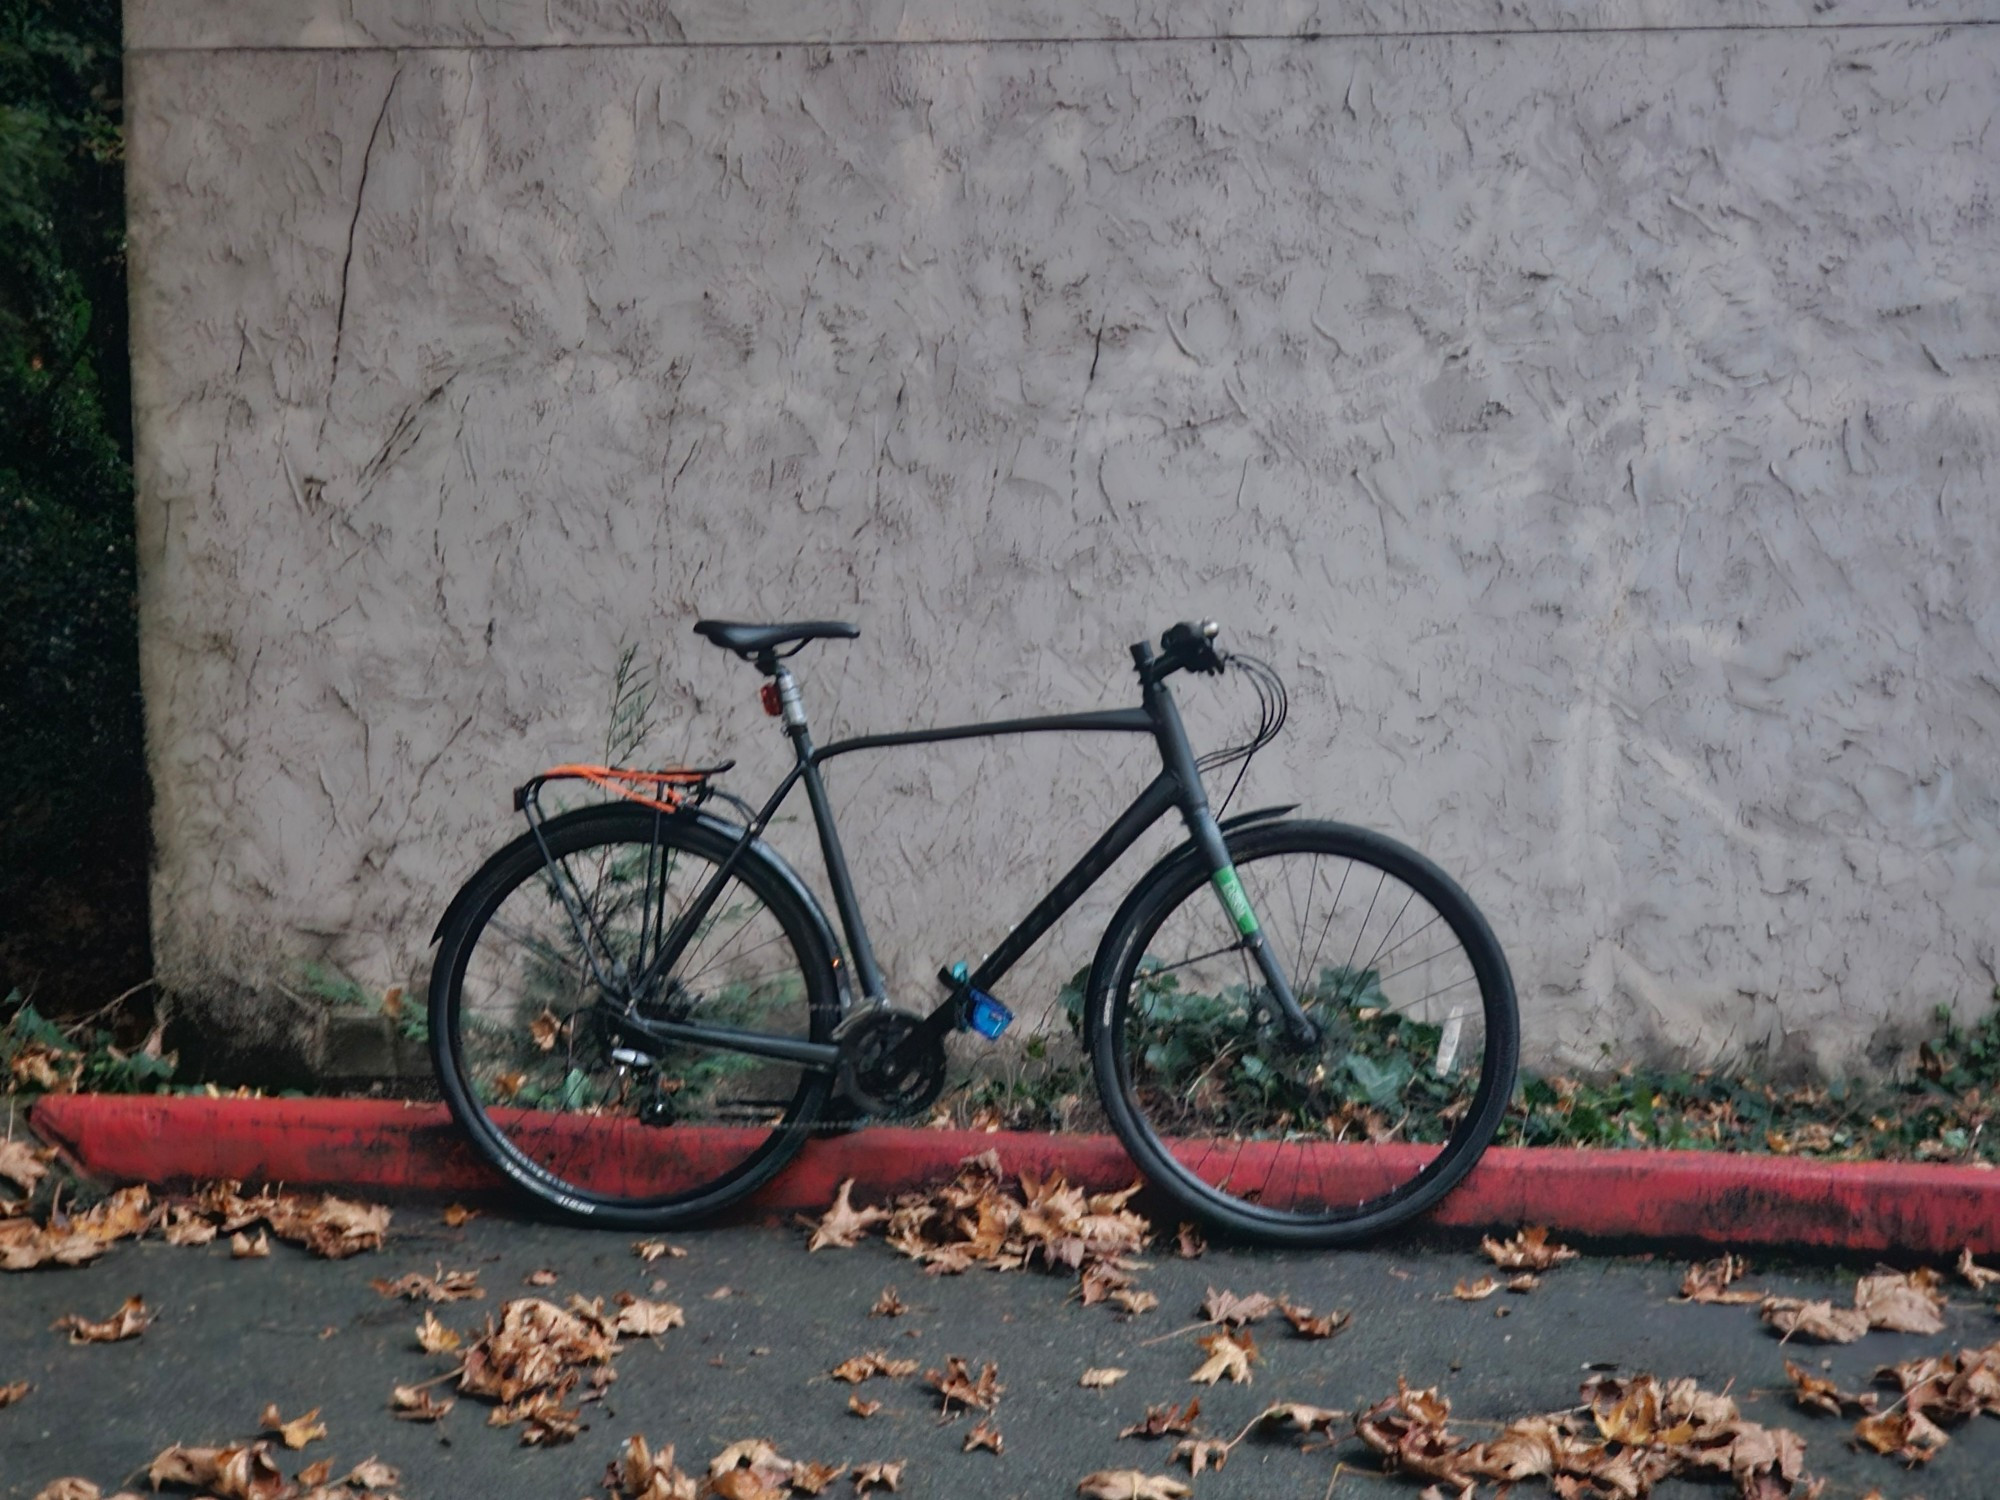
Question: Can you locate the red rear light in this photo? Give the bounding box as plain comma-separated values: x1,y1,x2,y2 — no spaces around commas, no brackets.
760,683,781,717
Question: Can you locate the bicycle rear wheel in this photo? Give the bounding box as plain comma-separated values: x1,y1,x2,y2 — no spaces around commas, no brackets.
1091,820,1517,1246
429,803,840,1227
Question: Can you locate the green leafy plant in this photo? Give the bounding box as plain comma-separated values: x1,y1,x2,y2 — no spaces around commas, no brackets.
0,989,175,1095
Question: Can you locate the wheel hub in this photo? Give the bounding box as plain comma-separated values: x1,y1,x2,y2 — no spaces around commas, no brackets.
836,1009,947,1117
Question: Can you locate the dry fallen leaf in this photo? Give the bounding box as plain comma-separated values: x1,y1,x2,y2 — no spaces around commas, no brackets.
1171,1436,1232,1475
1782,1358,1877,1417
1189,1328,1258,1385
848,1395,882,1418
807,1179,892,1252
788,1459,844,1496
1111,1288,1159,1316
31,1481,101,1500
1957,1247,2000,1291
524,1268,559,1287
831,1352,920,1383
296,1458,331,1487
851,1460,904,1493
256,1402,326,1449
0,1379,29,1408
415,1309,461,1354
1080,1367,1128,1388
282,1194,390,1259
1077,1471,1191,1500
871,1286,907,1317
632,1239,687,1262
1854,1268,1946,1335
345,1457,399,1489
441,1203,478,1227
1198,1287,1277,1326
51,1294,152,1345
964,1418,1004,1453
1480,1226,1579,1272
1120,1398,1200,1439
706,1439,794,1500
230,1230,270,1260
1853,1407,1949,1464
1277,1299,1349,1338
1258,1401,1345,1434
373,1266,484,1303
1679,1254,1765,1305
1759,1297,1871,1344
1453,1276,1501,1301
0,1138,54,1197
613,1295,686,1338
926,1355,1003,1413
607,1435,697,1500
160,1205,218,1247
147,1440,289,1499
1174,1224,1205,1259
390,1384,453,1422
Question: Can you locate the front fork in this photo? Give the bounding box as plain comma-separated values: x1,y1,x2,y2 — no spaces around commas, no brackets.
1185,807,1319,1049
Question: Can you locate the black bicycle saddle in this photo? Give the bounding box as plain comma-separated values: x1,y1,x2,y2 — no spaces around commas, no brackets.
693,619,860,659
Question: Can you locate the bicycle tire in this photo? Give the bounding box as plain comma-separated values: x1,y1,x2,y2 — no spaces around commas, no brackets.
1089,819,1518,1246
429,802,841,1227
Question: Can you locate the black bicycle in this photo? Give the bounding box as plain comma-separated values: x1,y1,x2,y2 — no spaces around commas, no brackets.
428,619,1518,1246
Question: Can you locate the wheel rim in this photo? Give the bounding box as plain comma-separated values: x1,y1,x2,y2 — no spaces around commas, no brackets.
445,819,831,1211
1111,833,1507,1230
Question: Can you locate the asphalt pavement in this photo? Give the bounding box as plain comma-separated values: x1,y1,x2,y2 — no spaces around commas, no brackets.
3,1210,1997,1499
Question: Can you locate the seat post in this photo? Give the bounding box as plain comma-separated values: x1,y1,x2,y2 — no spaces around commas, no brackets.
765,656,888,1004
761,655,811,737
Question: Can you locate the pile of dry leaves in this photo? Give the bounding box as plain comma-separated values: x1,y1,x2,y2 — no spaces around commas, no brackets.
805,1153,1152,1309
394,1288,684,1446
33,1428,404,1500
0,1177,389,1271
601,1435,904,1499
1357,1373,1819,1499
1783,1337,2000,1465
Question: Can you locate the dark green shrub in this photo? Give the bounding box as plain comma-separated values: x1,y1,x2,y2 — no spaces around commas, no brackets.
0,0,151,1019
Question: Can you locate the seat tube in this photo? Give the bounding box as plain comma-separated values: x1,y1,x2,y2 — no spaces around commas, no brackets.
774,664,888,1005
1145,675,1318,1047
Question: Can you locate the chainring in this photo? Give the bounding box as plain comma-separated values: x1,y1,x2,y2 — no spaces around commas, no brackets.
836,1008,948,1117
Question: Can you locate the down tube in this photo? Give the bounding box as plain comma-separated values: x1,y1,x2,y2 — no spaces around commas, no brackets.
970,773,1182,994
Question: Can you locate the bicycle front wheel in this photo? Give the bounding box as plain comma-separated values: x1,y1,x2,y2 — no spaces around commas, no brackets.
1092,820,1517,1246
430,803,840,1227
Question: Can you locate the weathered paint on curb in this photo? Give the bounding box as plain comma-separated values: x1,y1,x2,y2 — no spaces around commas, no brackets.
29,1094,2000,1256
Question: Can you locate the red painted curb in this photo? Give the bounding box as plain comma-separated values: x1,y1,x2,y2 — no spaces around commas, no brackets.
29,1094,2000,1256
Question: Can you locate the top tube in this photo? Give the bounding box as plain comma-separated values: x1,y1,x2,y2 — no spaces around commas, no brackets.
811,708,1155,765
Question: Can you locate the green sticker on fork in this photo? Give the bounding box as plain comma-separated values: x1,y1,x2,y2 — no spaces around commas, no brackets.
1212,866,1260,936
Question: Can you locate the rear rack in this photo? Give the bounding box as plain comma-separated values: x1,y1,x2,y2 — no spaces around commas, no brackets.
514,761,736,818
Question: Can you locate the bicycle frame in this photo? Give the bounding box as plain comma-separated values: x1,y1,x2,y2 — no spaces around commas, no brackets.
587,638,1313,1077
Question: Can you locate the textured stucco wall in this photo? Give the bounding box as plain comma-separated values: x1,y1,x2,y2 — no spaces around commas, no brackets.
126,3,2000,1076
